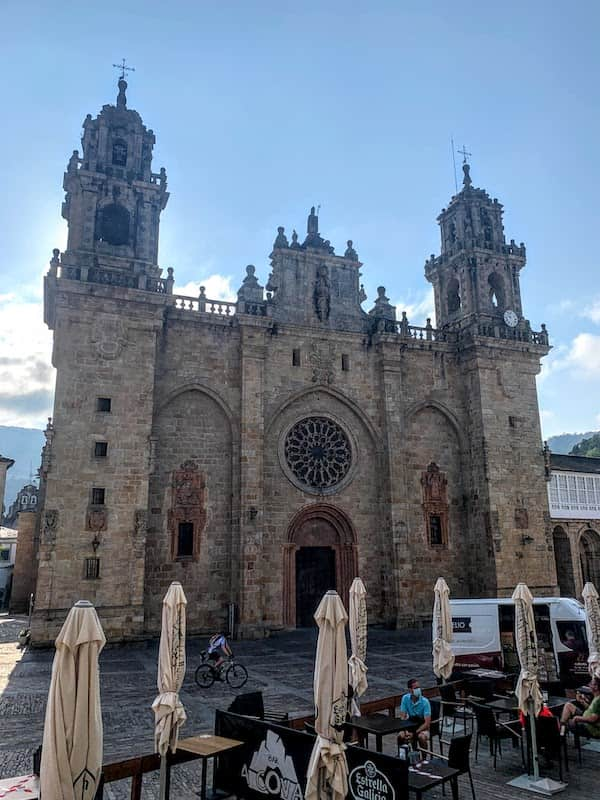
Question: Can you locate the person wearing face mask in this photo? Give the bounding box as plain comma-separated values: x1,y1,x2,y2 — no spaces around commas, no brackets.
398,678,431,757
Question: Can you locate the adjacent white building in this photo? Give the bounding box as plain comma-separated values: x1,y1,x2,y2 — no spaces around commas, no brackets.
549,453,600,596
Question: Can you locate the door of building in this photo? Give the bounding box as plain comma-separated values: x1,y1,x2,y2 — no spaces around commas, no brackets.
295,546,336,627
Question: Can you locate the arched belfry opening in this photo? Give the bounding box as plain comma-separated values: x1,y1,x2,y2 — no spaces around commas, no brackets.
488,272,505,311
283,504,357,627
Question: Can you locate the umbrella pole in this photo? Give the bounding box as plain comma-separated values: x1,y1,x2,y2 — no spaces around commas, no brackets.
528,699,540,782
159,755,169,800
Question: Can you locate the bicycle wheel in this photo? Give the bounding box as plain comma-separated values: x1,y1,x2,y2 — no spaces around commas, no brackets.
195,663,215,688
226,662,248,689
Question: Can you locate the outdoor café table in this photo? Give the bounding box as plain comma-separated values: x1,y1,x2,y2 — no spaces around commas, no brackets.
176,734,244,800
408,762,460,800
486,696,569,716
346,713,418,752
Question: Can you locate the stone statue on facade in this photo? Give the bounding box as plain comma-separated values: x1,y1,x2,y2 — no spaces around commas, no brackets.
314,264,331,321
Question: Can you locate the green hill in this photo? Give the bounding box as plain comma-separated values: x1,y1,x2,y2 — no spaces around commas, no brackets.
570,433,600,458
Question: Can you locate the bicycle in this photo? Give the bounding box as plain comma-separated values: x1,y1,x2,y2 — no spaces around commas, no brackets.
194,650,248,689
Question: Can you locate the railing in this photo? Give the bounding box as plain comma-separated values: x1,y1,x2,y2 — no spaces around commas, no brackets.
375,315,548,348
172,294,237,316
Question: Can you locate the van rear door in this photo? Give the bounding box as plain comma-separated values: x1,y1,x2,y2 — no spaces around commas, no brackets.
450,602,502,669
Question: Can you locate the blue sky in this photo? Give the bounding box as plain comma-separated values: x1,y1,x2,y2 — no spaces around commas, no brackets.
1,1,599,437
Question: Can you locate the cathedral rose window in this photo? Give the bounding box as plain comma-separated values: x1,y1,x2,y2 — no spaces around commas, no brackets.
284,416,352,491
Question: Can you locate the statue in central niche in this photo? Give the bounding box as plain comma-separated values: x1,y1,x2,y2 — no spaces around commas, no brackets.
314,263,331,321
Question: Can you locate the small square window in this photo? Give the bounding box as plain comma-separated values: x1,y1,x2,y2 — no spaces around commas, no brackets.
94,441,108,457
177,522,194,558
429,514,444,546
341,354,350,371
96,397,112,413
84,557,100,579
91,487,105,505
292,348,301,367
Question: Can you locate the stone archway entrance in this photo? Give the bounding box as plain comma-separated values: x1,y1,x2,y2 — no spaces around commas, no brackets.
553,526,575,596
579,529,600,589
283,504,357,627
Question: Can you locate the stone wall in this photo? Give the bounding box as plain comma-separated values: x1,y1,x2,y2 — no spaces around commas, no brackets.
9,512,37,613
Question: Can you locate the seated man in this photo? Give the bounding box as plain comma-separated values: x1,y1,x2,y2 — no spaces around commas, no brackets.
207,632,233,678
398,678,431,756
560,677,600,738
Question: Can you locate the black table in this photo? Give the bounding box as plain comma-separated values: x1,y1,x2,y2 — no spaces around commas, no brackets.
346,713,418,752
486,695,569,715
408,762,460,800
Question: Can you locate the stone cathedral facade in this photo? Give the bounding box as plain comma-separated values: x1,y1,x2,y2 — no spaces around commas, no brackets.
32,79,558,642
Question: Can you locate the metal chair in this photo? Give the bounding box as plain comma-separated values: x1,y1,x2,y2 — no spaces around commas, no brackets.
439,682,475,735
470,701,524,770
426,733,477,800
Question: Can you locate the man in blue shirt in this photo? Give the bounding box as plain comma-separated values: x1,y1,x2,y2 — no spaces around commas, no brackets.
398,678,431,756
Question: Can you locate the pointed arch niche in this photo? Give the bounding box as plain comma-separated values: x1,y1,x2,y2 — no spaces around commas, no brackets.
283,504,357,627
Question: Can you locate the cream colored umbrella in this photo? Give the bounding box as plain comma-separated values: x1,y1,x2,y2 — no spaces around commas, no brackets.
582,582,600,678
432,577,455,682
512,583,544,784
305,590,349,800
348,577,368,717
40,600,106,800
152,582,187,800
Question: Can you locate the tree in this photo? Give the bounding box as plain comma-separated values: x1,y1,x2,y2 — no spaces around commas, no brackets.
570,433,600,458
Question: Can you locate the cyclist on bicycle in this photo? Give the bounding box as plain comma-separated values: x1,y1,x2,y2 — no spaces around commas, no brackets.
207,632,232,678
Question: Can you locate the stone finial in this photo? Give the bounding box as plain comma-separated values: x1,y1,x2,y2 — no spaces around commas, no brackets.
307,206,319,235
290,229,301,249
49,248,60,276
399,310,410,335
344,240,358,260
462,161,472,188
117,78,128,109
369,286,396,321
198,285,206,311
237,264,264,303
159,167,167,188
67,150,79,173
359,284,367,304
165,267,174,294
273,226,289,249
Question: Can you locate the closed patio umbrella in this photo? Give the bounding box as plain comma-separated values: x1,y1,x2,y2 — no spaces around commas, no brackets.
582,582,600,679
40,599,106,800
305,590,349,800
432,577,455,682
152,582,187,800
508,583,566,794
348,577,368,716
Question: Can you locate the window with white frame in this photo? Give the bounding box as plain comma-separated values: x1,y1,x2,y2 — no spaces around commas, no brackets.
548,471,600,518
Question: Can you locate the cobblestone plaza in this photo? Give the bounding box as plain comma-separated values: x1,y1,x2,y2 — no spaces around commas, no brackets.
1,614,598,799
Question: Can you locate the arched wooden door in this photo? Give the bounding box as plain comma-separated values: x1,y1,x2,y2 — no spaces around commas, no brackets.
283,504,357,627
580,529,600,590
553,526,575,596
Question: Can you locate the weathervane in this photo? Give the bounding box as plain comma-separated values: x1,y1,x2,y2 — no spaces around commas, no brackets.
112,58,135,80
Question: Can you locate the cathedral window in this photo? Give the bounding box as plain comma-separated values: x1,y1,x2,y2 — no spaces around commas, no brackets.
428,514,444,546
177,522,194,558
447,278,461,315
94,441,108,457
169,461,207,561
91,487,105,505
341,354,350,372
112,139,128,167
84,557,100,579
284,416,352,492
96,397,112,413
421,462,449,548
293,348,301,366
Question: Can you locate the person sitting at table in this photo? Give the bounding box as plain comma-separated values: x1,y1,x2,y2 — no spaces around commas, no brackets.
398,678,431,756
559,677,600,739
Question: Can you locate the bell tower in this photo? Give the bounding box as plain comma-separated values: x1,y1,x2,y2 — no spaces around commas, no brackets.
425,160,526,330
60,72,169,283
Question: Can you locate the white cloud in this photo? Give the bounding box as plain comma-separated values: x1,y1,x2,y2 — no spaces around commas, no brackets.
0,292,54,428
174,273,236,302
392,287,435,327
582,298,600,324
565,333,600,376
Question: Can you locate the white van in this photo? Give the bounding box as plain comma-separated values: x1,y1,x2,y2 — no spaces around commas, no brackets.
449,597,588,687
